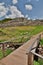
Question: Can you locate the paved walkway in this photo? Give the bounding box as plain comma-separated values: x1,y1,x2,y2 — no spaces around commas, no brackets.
0,33,42,65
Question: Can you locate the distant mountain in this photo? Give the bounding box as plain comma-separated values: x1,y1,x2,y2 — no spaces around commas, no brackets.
0,17,43,27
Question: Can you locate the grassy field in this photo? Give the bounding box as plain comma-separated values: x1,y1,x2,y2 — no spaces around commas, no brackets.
0,25,43,43
0,25,43,65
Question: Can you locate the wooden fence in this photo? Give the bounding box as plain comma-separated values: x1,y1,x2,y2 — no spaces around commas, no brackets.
26,34,43,65
0,37,23,57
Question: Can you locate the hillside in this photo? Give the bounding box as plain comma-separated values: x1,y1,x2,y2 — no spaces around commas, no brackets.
0,18,43,27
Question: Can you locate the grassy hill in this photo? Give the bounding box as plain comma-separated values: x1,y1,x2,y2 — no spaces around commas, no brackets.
0,18,43,27
0,25,43,43
0,18,43,65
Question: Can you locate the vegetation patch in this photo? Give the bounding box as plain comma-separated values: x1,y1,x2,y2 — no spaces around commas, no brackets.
0,19,12,23
0,25,43,60
0,49,12,59
0,25,43,43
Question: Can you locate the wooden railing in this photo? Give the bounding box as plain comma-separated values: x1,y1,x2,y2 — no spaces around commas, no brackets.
26,34,43,65
0,37,23,57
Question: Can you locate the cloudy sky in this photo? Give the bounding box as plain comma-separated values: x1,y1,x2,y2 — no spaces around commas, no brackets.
0,0,43,20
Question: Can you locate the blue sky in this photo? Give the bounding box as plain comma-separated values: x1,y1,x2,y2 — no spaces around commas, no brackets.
0,0,43,20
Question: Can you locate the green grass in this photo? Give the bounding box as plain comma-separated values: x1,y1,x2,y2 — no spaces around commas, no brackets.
0,49,12,59
34,61,40,65
0,25,43,61
0,25,43,43
5,49,12,56
34,59,43,65
0,49,3,59
40,39,43,45
38,59,43,65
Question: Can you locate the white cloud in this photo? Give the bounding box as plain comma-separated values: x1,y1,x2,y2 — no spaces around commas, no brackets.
28,17,30,20
12,0,18,4
5,15,10,18
33,18,36,20
5,6,24,19
25,14,28,18
0,2,24,19
25,14,30,20
0,2,4,5
0,3,8,18
25,4,32,10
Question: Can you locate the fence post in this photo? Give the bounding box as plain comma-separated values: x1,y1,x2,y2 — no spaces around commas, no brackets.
26,52,34,65
34,34,41,61
2,43,5,57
